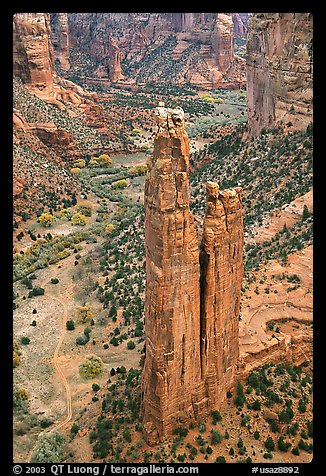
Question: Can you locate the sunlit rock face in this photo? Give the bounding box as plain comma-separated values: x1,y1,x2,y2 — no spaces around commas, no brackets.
141,105,244,444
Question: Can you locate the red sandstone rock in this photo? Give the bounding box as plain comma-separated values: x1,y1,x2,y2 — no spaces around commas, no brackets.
107,37,124,82
141,106,244,444
50,13,70,70
200,182,244,408
246,13,313,137
13,13,55,94
212,14,235,71
142,104,207,443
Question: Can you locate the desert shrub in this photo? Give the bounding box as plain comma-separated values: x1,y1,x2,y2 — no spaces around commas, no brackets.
66,320,75,331
31,320,37,326
92,383,100,392
38,212,55,227
98,154,112,165
211,410,222,424
75,201,93,217
215,456,226,463
113,179,128,189
28,286,45,298
51,277,59,284
73,159,86,169
127,340,136,350
264,436,275,452
70,167,82,175
211,430,222,445
20,336,30,345
278,436,291,452
77,303,93,323
110,337,119,346
76,335,89,346
234,382,246,408
105,223,115,235
71,213,86,226
79,354,104,379
40,418,53,429
31,431,66,463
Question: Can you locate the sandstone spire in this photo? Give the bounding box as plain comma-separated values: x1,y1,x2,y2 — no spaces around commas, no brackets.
200,182,244,406
141,105,244,444
141,103,208,444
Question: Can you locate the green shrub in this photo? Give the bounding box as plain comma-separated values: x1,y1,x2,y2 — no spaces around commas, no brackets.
215,456,226,463
31,431,66,463
264,436,275,452
79,354,104,379
127,340,136,350
51,278,59,284
28,287,45,298
66,320,75,331
20,336,30,345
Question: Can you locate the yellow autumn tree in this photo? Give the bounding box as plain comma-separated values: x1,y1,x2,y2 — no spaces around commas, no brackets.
77,303,93,323
71,213,86,226
39,212,55,227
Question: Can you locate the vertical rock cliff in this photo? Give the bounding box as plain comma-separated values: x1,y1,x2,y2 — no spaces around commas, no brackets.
200,182,244,407
50,13,70,70
142,106,244,444
13,13,55,94
212,14,235,71
142,103,208,444
107,37,124,82
246,13,313,137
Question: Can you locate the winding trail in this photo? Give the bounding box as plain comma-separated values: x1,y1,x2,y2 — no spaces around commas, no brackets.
27,280,72,463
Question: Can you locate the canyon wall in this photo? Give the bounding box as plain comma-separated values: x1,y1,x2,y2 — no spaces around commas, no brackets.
246,13,313,137
13,13,55,94
50,13,70,70
141,105,244,444
67,13,247,88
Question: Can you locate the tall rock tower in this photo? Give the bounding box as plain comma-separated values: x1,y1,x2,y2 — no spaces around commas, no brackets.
141,103,209,445
142,104,244,444
200,182,244,407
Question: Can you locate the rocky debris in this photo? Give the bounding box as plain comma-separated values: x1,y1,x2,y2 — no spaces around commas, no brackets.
141,104,244,443
50,13,70,70
246,13,313,137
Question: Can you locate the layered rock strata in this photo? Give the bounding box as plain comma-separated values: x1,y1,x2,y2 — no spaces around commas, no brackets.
67,13,246,88
142,104,208,444
50,13,70,70
13,13,55,94
246,13,313,137
142,105,244,444
200,182,244,407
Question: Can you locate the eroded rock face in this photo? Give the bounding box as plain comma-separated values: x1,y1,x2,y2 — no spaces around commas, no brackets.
142,104,208,443
67,13,246,88
107,37,124,82
142,105,244,443
50,13,70,70
13,13,55,93
200,182,244,406
212,14,235,71
246,13,313,137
